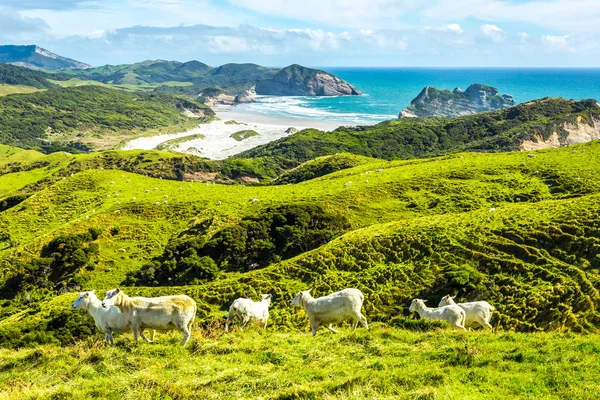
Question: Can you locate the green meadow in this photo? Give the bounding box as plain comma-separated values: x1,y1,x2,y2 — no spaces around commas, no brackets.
1,136,600,398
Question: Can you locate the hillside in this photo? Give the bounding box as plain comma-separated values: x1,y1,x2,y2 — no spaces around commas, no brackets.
240,98,600,162
1,139,600,350
400,84,516,118
67,59,213,85
0,86,214,153
0,45,91,70
0,63,57,89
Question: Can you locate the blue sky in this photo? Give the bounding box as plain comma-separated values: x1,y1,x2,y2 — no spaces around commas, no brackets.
1,0,599,67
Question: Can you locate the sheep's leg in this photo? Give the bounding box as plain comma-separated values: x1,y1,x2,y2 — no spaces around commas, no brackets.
310,322,319,336
180,326,191,346
105,332,110,343
327,324,340,334
240,316,250,331
263,319,268,330
140,329,153,343
482,320,493,331
132,328,139,341
150,330,156,341
358,313,369,330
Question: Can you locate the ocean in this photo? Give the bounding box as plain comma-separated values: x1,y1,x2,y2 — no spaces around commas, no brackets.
233,68,600,126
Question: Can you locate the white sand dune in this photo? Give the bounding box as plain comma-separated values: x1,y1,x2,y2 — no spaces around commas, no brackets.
122,108,349,160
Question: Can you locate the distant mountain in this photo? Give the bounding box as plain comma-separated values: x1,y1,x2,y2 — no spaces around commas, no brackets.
0,63,57,89
256,64,362,96
0,45,91,70
67,59,213,84
400,84,516,118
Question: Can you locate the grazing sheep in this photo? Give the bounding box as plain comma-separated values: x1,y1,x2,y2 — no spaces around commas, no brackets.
102,288,197,346
438,295,494,330
409,299,466,330
291,288,368,336
225,294,272,332
489,207,496,212
72,290,155,345
249,198,259,203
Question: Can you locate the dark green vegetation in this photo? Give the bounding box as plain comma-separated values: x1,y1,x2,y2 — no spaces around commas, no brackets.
0,45,91,70
125,204,350,285
275,153,375,184
230,129,259,141
241,98,600,162
0,86,213,152
0,63,57,89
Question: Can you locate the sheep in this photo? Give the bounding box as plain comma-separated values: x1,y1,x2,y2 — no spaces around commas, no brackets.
409,299,466,330
438,295,494,330
291,288,368,336
102,288,197,346
225,294,272,332
72,290,155,345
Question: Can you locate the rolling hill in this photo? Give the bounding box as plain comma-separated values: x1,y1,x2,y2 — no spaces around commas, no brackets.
240,98,600,161
0,86,214,153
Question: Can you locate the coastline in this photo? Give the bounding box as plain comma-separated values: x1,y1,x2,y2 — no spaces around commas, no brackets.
214,105,348,131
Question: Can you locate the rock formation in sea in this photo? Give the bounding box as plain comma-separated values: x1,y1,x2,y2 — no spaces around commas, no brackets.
400,84,515,118
255,64,362,96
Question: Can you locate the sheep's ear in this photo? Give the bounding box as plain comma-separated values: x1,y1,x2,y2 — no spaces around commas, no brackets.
451,295,457,300
422,299,427,303
115,288,120,293
84,292,89,297
306,289,312,294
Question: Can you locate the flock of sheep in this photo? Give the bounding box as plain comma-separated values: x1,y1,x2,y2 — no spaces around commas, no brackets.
72,287,494,346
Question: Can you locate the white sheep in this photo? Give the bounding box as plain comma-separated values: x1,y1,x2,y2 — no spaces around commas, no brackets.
291,288,368,336
409,299,466,330
438,295,494,330
225,294,272,332
72,290,155,345
102,288,197,346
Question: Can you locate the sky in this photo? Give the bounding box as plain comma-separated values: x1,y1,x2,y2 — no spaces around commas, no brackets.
1,0,599,67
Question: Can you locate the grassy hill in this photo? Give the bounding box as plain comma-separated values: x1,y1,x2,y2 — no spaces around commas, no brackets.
240,98,600,162
0,86,214,153
1,139,600,344
1,137,600,397
0,63,57,89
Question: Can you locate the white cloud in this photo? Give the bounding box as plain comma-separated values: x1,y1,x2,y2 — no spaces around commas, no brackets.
542,34,569,47
480,24,505,43
0,10,49,39
423,0,600,33
426,23,463,34
228,0,422,29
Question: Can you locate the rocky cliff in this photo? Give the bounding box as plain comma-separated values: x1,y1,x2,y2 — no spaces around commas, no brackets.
400,84,515,118
0,45,91,70
255,64,361,96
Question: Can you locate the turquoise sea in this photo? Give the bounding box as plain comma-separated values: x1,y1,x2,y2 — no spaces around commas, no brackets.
235,68,600,125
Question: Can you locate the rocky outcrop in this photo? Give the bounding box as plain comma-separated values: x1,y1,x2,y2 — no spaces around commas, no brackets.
0,45,91,70
200,88,255,106
400,84,515,118
255,64,361,96
520,115,600,151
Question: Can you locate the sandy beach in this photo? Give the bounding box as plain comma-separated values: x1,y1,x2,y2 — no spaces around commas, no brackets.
122,105,350,160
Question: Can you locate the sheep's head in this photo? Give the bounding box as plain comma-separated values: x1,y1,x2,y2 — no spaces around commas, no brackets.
438,295,456,307
409,299,426,312
102,288,121,308
72,290,95,309
291,289,311,307
261,294,272,304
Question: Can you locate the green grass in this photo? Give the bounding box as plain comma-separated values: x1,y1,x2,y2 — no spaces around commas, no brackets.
50,78,193,92
0,328,599,399
0,84,43,96
231,129,260,141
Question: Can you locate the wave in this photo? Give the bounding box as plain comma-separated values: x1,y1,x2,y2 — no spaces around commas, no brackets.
240,96,396,125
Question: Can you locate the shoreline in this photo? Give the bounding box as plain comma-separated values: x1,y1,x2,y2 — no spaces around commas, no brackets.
214,105,350,131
